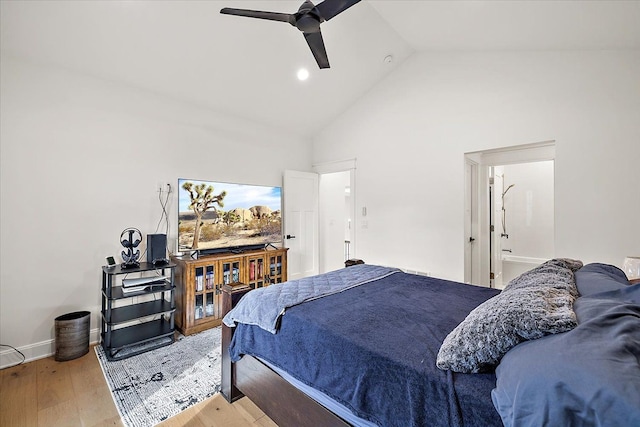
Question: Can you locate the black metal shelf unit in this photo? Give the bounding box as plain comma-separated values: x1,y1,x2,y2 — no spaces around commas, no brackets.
101,262,177,361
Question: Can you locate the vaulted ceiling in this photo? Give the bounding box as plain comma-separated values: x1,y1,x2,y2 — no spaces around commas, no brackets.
2,1,639,137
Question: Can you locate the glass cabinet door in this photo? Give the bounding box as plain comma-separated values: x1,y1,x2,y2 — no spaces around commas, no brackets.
219,258,241,318
222,260,241,285
223,263,230,285
232,261,240,283
205,265,214,290
205,293,214,317
193,262,216,323
247,256,265,289
269,253,284,284
195,267,204,292
195,294,204,320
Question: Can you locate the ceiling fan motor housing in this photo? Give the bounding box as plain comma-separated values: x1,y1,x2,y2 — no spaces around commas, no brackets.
295,12,322,33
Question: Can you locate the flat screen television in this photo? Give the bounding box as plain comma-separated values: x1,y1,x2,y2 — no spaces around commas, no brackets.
178,178,283,253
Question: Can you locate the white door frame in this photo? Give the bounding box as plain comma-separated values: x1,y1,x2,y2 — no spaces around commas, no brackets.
464,141,555,286
490,168,504,288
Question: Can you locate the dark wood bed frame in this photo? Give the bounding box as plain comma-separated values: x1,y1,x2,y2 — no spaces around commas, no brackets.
220,283,350,427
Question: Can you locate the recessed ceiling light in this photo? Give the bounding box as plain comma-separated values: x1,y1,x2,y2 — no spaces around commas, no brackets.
297,68,309,81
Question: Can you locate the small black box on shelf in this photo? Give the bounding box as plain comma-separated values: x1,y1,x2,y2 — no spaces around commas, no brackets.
147,234,168,265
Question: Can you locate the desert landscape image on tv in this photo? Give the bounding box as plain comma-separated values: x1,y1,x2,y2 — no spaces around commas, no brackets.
178,179,282,251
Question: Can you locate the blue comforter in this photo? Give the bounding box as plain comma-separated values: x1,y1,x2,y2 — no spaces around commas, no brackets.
229,270,502,427
223,264,401,333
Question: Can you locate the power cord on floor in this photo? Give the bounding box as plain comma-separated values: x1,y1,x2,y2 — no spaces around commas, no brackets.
0,343,26,369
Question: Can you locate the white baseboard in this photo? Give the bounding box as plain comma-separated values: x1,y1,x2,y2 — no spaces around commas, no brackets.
0,328,101,370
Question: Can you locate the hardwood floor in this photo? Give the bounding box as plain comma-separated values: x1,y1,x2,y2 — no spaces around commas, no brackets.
0,345,277,427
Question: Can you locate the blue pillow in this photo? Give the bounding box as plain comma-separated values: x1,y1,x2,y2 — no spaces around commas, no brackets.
575,282,640,323
492,284,640,427
574,263,630,297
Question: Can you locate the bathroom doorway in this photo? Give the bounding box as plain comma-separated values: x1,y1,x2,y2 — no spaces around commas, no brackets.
489,161,555,288
464,142,555,288
314,159,357,274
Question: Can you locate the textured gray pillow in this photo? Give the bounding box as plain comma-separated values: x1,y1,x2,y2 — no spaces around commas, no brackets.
503,258,583,297
436,258,582,373
436,287,577,373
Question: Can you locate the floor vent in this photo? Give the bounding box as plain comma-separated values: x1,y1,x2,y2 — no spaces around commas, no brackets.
403,269,430,277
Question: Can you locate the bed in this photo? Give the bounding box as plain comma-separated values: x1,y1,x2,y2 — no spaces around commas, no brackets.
220,260,640,427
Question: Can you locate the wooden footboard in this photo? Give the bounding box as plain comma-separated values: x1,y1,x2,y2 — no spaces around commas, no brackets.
221,284,350,427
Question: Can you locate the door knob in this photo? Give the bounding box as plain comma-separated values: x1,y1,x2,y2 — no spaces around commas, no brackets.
469,237,476,242
286,234,296,240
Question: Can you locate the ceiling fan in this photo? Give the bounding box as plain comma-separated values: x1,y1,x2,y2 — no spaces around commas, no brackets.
220,0,361,69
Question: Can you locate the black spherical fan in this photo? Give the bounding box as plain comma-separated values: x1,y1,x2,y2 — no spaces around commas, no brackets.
220,0,361,69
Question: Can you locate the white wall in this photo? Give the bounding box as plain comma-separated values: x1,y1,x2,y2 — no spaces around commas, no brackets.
501,161,555,258
313,50,640,281
0,56,311,365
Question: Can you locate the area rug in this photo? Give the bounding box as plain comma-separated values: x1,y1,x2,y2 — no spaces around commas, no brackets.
95,327,221,427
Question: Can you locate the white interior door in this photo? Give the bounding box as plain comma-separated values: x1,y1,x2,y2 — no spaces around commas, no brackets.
283,170,319,280
464,159,480,284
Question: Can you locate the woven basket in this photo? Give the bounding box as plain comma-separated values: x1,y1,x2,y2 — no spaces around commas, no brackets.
55,311,90,361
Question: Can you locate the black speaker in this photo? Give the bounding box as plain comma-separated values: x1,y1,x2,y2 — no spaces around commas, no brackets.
147,234,168,265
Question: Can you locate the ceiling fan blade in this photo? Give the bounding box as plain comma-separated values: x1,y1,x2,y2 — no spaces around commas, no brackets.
220,8,293,24
315,0,361,21
304,31,330,69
